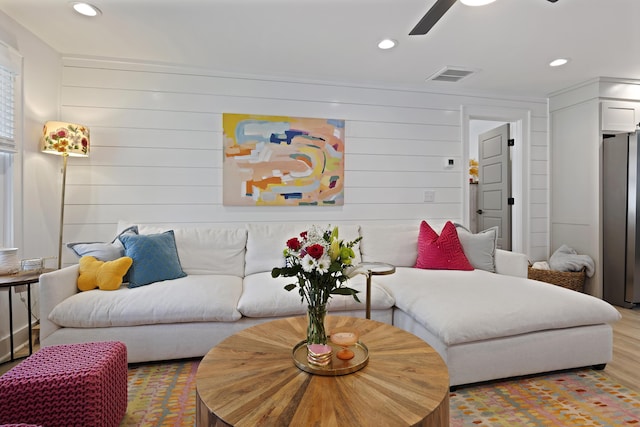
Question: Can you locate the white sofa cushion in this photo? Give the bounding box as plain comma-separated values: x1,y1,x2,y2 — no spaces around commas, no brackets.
118,222,247,277
238,272,394,317
375,267,621,346
48,274,243,327
244,223,362,276
360,223,448,267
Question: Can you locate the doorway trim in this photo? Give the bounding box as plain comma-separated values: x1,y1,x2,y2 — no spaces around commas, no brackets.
461,105,531,254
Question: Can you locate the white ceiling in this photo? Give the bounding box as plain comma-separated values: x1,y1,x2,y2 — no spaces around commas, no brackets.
1,0,639,99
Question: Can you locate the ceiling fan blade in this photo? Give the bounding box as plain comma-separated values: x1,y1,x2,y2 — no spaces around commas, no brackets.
409,0,457,36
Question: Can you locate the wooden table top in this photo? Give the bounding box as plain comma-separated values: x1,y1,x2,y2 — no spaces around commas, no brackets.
196,315,449,427
0,269,54,287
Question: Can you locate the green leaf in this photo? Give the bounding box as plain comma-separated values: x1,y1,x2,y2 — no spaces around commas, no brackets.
284,283,297,292
330,287,360,297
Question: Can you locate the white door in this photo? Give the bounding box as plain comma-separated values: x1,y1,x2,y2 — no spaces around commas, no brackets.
477,124,512,250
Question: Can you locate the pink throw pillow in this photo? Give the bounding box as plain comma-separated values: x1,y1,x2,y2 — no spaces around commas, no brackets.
414,220,474,270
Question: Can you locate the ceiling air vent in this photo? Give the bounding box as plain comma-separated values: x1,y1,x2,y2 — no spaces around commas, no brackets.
427,66,475,83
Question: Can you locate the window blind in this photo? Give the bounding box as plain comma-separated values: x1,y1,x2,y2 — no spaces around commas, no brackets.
0,65,15,153
0,42,19,154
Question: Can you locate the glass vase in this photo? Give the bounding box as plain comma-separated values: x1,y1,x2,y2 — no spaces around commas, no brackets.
306,304,328,345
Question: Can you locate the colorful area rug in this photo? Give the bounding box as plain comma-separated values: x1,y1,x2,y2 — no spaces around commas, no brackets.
121,359,199,427
123,360,640,426
450,370,640,426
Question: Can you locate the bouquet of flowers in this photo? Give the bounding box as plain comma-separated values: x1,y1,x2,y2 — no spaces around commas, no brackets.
469,158,479,183
272,225,362,345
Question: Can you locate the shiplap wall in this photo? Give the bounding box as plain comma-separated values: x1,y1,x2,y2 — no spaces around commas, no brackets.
530,116,551,262
59,57,549,261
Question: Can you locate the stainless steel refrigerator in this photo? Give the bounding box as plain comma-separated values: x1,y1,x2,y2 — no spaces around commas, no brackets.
603,132,640,308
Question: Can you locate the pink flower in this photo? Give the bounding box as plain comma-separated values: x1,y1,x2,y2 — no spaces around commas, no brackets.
56,129,67,138
306,244,324,260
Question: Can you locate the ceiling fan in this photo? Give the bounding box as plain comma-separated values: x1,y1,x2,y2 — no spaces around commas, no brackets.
409,0,558,36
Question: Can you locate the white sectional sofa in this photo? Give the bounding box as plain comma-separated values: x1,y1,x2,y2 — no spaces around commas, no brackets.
39,221,621,387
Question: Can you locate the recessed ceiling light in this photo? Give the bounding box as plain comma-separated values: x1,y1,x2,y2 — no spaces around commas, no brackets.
377,39,397,50
549,58,569,67
72,2,101,17
460,0,497,6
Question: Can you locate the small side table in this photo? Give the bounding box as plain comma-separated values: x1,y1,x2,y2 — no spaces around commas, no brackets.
0,269,53,363
357,261,395,319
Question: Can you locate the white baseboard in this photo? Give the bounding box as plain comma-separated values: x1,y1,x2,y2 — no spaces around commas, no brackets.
0,322,35,363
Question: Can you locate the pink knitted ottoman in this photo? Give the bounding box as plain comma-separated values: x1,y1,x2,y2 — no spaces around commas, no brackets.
0,341,127,427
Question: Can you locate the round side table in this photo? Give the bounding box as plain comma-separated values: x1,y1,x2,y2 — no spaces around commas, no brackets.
357,262,395,319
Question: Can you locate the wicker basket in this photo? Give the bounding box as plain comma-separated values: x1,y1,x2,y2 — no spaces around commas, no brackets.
527,266,586,292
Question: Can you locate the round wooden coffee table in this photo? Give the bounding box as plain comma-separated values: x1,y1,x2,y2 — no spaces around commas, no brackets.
196,316,449,426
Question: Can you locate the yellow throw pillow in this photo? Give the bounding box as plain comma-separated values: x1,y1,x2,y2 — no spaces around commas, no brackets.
77,256,133,291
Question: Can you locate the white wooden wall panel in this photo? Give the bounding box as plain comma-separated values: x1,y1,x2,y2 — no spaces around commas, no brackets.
346,121,458,141
67,165,217,186
528,111,549,261
347,139,461,156
66,185,218,205
530,160,547,175
530,175,547,189
347,171,460,188
62,107,215,130
65,186,462,210
59,57,548,264
63,87,461,126
64,204,461,231
346,188,462,204
63,59,546,112
530,218,549,234
348,155,460,172
88,147,218,168
529,189,548,204
92,128,215,149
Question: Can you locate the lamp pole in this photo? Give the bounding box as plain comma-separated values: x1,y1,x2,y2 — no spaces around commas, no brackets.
57,153,68,269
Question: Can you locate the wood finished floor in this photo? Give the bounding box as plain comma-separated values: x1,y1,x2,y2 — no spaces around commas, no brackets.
2,308,639,391
604,306,640,391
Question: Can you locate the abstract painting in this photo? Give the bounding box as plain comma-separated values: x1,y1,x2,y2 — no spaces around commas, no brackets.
222,113,345,206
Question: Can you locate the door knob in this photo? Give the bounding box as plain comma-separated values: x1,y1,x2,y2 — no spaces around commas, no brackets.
476,209,483,214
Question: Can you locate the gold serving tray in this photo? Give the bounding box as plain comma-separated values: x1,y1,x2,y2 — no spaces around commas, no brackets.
292,340,369,376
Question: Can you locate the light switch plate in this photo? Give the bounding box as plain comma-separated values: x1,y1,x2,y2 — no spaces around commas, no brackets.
424,190,435,202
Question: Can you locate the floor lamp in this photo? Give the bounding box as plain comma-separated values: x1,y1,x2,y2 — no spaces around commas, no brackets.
41,121,90,269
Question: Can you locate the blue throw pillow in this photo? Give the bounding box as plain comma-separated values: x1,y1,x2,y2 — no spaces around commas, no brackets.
119,230,187,288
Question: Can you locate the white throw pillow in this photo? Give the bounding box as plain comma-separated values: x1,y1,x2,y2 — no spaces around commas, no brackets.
454,224,498,272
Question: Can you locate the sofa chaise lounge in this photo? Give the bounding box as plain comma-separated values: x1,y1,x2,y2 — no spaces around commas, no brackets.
39,221,621,387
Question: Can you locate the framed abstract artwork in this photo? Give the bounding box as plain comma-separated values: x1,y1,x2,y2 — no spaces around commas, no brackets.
223,113,346,206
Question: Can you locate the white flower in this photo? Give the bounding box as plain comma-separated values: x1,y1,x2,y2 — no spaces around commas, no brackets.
306,226,326,246
301,254,317,272
315,256,330,274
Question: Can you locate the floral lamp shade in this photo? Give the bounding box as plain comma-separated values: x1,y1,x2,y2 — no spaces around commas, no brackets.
41,121,90,157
